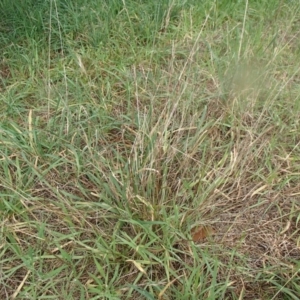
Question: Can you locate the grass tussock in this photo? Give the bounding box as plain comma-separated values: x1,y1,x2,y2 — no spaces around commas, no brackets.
1,0,300,299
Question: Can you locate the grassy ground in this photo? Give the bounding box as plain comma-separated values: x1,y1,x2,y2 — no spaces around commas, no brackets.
1,0,300,299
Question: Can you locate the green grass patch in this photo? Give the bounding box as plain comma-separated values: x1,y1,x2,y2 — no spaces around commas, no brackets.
1,0,300,299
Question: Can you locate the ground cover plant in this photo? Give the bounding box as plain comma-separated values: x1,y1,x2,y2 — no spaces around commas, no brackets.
1,0,300,299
